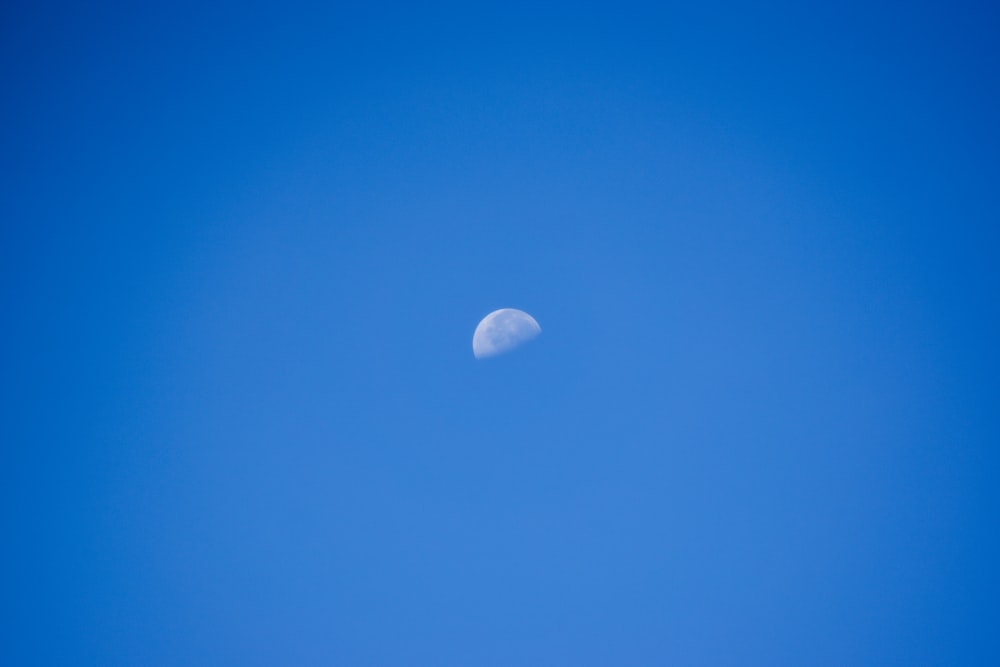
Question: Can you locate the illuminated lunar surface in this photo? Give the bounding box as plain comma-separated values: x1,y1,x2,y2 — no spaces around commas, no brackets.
472,308,541,359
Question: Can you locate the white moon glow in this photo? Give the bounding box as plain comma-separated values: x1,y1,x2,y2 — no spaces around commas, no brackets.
472,308,541,359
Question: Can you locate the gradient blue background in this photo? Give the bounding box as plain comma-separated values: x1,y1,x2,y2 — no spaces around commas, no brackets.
3,2,998,664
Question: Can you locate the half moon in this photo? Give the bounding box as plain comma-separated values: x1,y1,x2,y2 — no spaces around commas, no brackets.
472,308,541,359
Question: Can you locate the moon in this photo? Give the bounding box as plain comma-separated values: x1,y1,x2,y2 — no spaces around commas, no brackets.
472,308,541,359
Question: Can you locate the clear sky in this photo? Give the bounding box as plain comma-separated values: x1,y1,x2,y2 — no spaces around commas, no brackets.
3,2,998,665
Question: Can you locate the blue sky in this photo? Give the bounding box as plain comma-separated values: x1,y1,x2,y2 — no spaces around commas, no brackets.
3,2,999,664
